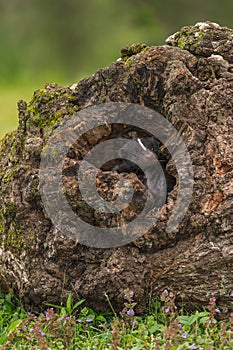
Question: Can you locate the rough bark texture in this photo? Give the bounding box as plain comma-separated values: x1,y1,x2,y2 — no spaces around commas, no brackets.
0,22,232,312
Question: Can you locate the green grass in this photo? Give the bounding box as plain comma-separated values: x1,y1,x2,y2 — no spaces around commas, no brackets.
0,289,233,349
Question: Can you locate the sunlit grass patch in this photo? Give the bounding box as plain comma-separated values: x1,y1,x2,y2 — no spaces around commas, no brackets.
0,87,21,139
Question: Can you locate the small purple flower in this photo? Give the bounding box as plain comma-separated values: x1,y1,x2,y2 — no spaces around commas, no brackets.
77,319,82,323
129,290,134,297
181,332,187,338
127,309,135,315
65,316,70,320
165,308,169,313
86,317,92,322
121,308,127,313
189,345,196,349
178,323,182,330
163,289,168,294
174,305,178,311
215,308,221,314
39,330,45,336
230,291,233,298
132,318,136,325
27,312,31,316
29,328,33,333
23,325,27,331
58,317,63,321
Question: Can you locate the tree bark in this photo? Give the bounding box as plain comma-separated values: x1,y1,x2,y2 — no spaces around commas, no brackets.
0,22,232,312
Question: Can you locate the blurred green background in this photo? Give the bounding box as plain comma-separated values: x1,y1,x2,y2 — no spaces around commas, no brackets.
0,0,232,139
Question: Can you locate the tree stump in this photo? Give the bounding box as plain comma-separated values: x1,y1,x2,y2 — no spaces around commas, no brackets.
0,22,232,312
